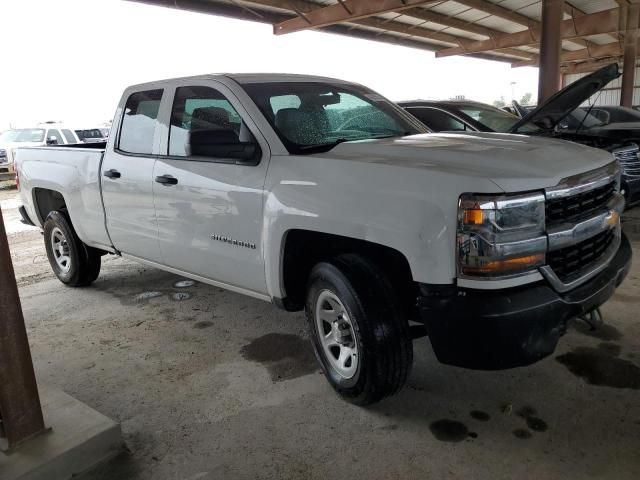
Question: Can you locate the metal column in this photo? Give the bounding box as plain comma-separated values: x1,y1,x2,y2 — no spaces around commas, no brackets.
538,0,565,103
621,3,639,107
0,204,46,451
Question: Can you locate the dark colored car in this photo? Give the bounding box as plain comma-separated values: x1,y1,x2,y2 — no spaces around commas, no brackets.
400,64,640,206
75,128,107,144
399,100,528,133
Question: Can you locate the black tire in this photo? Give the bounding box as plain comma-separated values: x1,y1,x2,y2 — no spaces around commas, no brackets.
43,210,101,287
305,254,413,405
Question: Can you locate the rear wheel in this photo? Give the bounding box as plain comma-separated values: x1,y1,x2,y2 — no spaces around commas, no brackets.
44,210,101,287
305,254,413,405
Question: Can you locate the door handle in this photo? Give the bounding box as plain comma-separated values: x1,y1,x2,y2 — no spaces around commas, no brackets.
155,174,178,186
103,169,121,179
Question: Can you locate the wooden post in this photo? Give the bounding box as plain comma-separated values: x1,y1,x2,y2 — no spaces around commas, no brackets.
621,3,639,107
538,0,565,103
0,204,46,451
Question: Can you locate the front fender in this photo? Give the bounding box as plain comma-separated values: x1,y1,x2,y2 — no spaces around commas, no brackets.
262,155,500,299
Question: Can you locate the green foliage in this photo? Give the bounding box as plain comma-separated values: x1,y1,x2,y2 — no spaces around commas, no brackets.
492,96,506,108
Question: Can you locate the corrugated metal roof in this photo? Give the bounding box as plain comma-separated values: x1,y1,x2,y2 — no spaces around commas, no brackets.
127,0,634,71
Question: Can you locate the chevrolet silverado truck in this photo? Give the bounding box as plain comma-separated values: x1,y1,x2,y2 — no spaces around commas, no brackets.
15,74,632,405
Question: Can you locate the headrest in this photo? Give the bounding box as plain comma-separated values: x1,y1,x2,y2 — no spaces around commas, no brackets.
191,107,230,129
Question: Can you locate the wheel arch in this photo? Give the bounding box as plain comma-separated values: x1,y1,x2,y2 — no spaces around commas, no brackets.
275,229,417,314
32,187,67,226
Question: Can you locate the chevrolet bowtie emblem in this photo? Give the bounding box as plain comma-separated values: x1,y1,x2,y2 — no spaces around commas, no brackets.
604,210,620,228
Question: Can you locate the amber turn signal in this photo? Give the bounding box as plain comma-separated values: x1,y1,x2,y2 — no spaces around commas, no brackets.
463,209,485,225
461,253,545,275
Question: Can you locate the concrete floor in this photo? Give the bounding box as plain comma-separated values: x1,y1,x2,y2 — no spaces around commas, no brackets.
3,189,640,480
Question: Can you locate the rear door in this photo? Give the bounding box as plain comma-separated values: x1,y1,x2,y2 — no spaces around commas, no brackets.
101,88,165,261
152,80,270,295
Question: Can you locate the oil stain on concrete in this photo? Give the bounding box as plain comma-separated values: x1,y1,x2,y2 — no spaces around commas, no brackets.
240,333,318,382
556,346,640,389
429,420,470,442
515,406,548,432
513,429,532,439
470,410,490,422
193,320,213,329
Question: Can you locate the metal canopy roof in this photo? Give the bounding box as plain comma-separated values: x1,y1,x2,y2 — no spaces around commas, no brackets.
130,1,633,73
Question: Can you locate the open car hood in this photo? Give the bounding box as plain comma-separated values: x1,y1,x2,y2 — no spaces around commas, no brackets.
509,63,620,134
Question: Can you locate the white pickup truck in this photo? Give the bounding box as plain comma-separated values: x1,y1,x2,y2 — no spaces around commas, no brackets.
16,74,632,405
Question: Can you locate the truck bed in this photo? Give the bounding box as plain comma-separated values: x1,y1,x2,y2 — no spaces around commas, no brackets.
16,145,113,251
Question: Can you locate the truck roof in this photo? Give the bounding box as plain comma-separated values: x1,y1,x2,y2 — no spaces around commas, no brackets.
127,73,354,90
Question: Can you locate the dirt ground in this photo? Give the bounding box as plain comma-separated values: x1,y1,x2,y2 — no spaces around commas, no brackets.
2,188,640,480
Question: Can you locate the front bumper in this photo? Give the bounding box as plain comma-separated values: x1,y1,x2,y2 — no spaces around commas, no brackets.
417,232,632,370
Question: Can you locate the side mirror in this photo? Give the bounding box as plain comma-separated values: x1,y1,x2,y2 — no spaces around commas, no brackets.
46,136,58,145
189,129,260,163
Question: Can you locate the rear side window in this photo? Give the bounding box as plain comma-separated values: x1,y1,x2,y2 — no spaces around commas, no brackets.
118,89,163,155
61,129,76,143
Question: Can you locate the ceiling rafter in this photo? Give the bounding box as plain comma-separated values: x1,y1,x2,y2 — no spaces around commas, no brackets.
561,57,623,74
273,0,442,35
435,8,621,58
398,7,506,38
512,40,636,67
247,0,537,61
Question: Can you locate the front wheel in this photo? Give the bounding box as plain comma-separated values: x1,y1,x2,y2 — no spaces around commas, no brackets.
305,254,413,405
44,210,101,287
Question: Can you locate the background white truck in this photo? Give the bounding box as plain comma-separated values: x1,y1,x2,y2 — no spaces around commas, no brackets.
15,73,632,405
0,123,80,170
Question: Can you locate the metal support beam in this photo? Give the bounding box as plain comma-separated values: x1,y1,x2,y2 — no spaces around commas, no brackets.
539,0,565,102
454,0,537,27
0,205,46,451
436,8,620,57
561,57,622,74
400,8,501,38
273,0,440,35
512,40,634,67
621,3,639,106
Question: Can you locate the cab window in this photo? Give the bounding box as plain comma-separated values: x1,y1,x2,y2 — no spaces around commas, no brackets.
118,89,163,155
168,85,256,159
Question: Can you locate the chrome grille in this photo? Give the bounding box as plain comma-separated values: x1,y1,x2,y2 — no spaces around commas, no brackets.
613,145,640,178
545,181,616,226
547,229,615,282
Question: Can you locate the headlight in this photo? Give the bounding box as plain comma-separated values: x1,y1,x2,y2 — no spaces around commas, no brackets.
457,192,546,278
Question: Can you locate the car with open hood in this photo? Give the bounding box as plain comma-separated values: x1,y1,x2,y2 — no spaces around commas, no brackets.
401,64,640,206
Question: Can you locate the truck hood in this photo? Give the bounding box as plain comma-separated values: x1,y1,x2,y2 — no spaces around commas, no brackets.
318,132,615,192
510,63,620,134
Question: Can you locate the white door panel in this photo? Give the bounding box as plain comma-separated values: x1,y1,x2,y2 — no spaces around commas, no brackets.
153,158,268,294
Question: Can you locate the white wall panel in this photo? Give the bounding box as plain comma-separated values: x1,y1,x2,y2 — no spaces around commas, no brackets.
564,66,640,107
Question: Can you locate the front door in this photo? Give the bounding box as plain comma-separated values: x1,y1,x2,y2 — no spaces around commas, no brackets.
152,82,269,295
101,88,164,261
